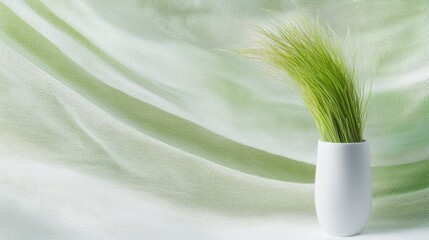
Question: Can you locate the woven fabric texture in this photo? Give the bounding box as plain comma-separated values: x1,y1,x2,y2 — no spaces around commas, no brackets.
0,0,428,239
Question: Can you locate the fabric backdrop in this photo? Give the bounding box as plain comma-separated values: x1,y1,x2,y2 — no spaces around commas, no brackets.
0,0,428,239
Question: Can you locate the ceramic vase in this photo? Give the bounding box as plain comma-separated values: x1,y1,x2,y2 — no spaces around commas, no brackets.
315,140,372,236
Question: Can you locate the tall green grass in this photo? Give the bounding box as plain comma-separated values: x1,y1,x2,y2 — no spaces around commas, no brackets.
246,17,369,143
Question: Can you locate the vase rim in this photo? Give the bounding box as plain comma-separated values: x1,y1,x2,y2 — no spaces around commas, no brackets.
318,139,367,145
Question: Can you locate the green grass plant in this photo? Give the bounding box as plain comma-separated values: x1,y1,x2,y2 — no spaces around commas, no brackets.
245,17,369,143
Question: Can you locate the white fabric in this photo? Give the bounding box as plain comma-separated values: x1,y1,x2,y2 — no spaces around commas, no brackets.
0,0,428,239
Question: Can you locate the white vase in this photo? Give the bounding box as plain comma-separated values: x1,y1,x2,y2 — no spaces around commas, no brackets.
315,140,372,236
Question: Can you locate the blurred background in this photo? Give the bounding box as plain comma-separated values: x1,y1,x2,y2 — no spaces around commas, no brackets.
0,0,428,239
